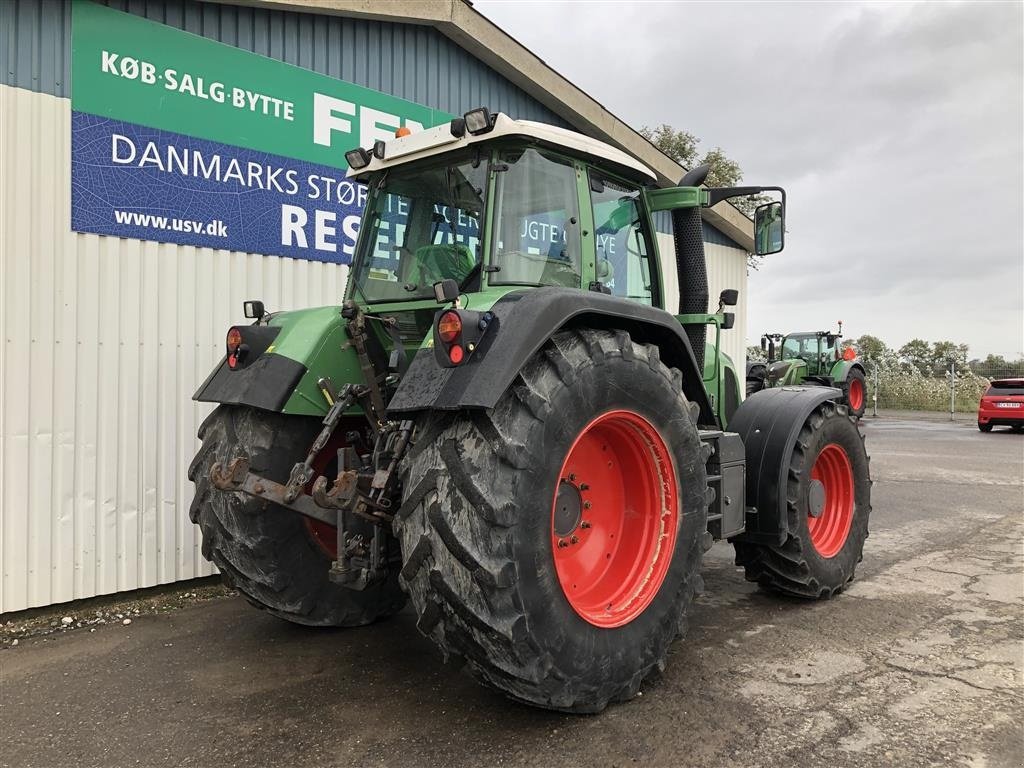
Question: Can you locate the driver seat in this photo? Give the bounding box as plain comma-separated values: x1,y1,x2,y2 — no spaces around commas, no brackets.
411,244,475,286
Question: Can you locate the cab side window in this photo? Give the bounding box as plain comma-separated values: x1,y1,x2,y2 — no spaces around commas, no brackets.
589,175,655,305
490,149,581,288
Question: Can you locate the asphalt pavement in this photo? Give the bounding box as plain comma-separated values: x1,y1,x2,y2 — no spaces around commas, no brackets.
2,418,1022,768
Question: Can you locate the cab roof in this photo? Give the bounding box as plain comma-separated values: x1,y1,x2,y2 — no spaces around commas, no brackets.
346,112,657,184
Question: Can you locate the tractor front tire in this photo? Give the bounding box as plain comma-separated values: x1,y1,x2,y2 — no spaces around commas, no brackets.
395,329,708,713
188,405,406,626
843,368,867,418
734,400,870,598
745,364,767,398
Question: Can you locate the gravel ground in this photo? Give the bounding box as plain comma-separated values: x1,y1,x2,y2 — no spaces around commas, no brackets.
1,418,1021,768
0,582,232,645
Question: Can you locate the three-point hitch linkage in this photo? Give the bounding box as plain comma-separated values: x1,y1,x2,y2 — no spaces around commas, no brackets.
210,300,411,590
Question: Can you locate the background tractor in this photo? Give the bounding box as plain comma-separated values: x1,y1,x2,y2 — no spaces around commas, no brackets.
746,324,867,417
189,109,872,713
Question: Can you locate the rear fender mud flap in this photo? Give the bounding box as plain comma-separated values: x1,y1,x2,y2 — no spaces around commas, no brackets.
729,386,843,545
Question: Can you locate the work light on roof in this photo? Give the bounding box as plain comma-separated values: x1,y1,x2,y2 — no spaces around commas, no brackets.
345,147,370,170
463,107,493,135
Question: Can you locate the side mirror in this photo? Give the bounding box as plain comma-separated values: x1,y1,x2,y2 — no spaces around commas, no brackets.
433,279,460,304
721,312,735,330
719,289,739,307
754,201,784,256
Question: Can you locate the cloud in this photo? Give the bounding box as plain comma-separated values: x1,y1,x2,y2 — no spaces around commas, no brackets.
476,0,1023,357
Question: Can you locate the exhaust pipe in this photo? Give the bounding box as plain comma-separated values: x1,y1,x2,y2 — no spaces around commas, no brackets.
673,164,711,372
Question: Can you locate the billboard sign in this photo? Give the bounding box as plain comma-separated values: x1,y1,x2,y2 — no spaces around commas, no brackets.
70,0,452,262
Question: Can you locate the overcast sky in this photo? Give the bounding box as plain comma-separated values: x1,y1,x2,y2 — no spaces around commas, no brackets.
476,0,1023,359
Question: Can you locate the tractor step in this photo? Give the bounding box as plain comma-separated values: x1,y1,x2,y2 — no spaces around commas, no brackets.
699,430,747,540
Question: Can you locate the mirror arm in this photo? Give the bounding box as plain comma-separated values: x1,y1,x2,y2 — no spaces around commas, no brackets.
704,186,786,209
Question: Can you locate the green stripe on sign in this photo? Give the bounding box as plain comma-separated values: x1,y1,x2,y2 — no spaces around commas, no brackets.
70,0,453,170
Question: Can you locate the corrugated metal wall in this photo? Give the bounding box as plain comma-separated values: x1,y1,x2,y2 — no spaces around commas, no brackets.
0,86,354,612
658,234,749,374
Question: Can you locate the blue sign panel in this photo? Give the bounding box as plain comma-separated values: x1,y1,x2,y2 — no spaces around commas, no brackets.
71,112,365,263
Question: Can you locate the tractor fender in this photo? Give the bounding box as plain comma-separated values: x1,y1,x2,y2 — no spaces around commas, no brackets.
728,385,843,546
386,287,716,426
193,306,363,417
831,359,866,384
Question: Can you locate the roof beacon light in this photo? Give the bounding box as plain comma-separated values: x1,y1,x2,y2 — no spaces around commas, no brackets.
463,107,493,135
345,147,371,170
395,126,412,138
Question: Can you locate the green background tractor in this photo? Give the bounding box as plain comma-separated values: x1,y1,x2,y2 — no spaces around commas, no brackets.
188,109,872,713
747,324,868,417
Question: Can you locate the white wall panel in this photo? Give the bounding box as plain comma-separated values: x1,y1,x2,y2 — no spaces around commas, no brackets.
657,233,749,377
0,86,350,613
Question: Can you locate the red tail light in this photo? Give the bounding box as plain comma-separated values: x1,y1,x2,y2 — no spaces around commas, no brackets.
448,345,465,364
438,311,462,343
842,347,856,361
226,327,243,369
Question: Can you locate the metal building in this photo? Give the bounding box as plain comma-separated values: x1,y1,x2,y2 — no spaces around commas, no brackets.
0,0,754,613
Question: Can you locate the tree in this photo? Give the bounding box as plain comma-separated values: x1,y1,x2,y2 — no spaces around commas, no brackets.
899,339,932,375
639,124,699,168
639,124,770,268
930,341,969,373
700,147,744,191
853,334,889,364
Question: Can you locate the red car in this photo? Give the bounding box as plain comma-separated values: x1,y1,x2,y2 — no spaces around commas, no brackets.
978,379,1024,432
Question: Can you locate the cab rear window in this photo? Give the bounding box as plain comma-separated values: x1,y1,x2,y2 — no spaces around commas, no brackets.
986,381,1024,396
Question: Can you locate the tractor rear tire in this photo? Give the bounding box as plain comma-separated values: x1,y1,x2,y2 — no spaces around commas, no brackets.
188,405,406,626
734,400,870,598
394,328,708,713
843,368,867,418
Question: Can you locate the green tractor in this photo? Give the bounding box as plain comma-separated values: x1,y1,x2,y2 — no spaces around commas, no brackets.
746,324,868,418
189,109,871,713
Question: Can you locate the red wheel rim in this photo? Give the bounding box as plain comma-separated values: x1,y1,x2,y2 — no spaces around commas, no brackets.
807,443,854,558
305,517,338,559
551,410,678,628
303,434,351,559
848,378,864,411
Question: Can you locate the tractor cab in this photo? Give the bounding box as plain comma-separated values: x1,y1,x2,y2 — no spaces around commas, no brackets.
343,109,787,427
780,331,839,377
345,109,661,312
762,322,842,376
